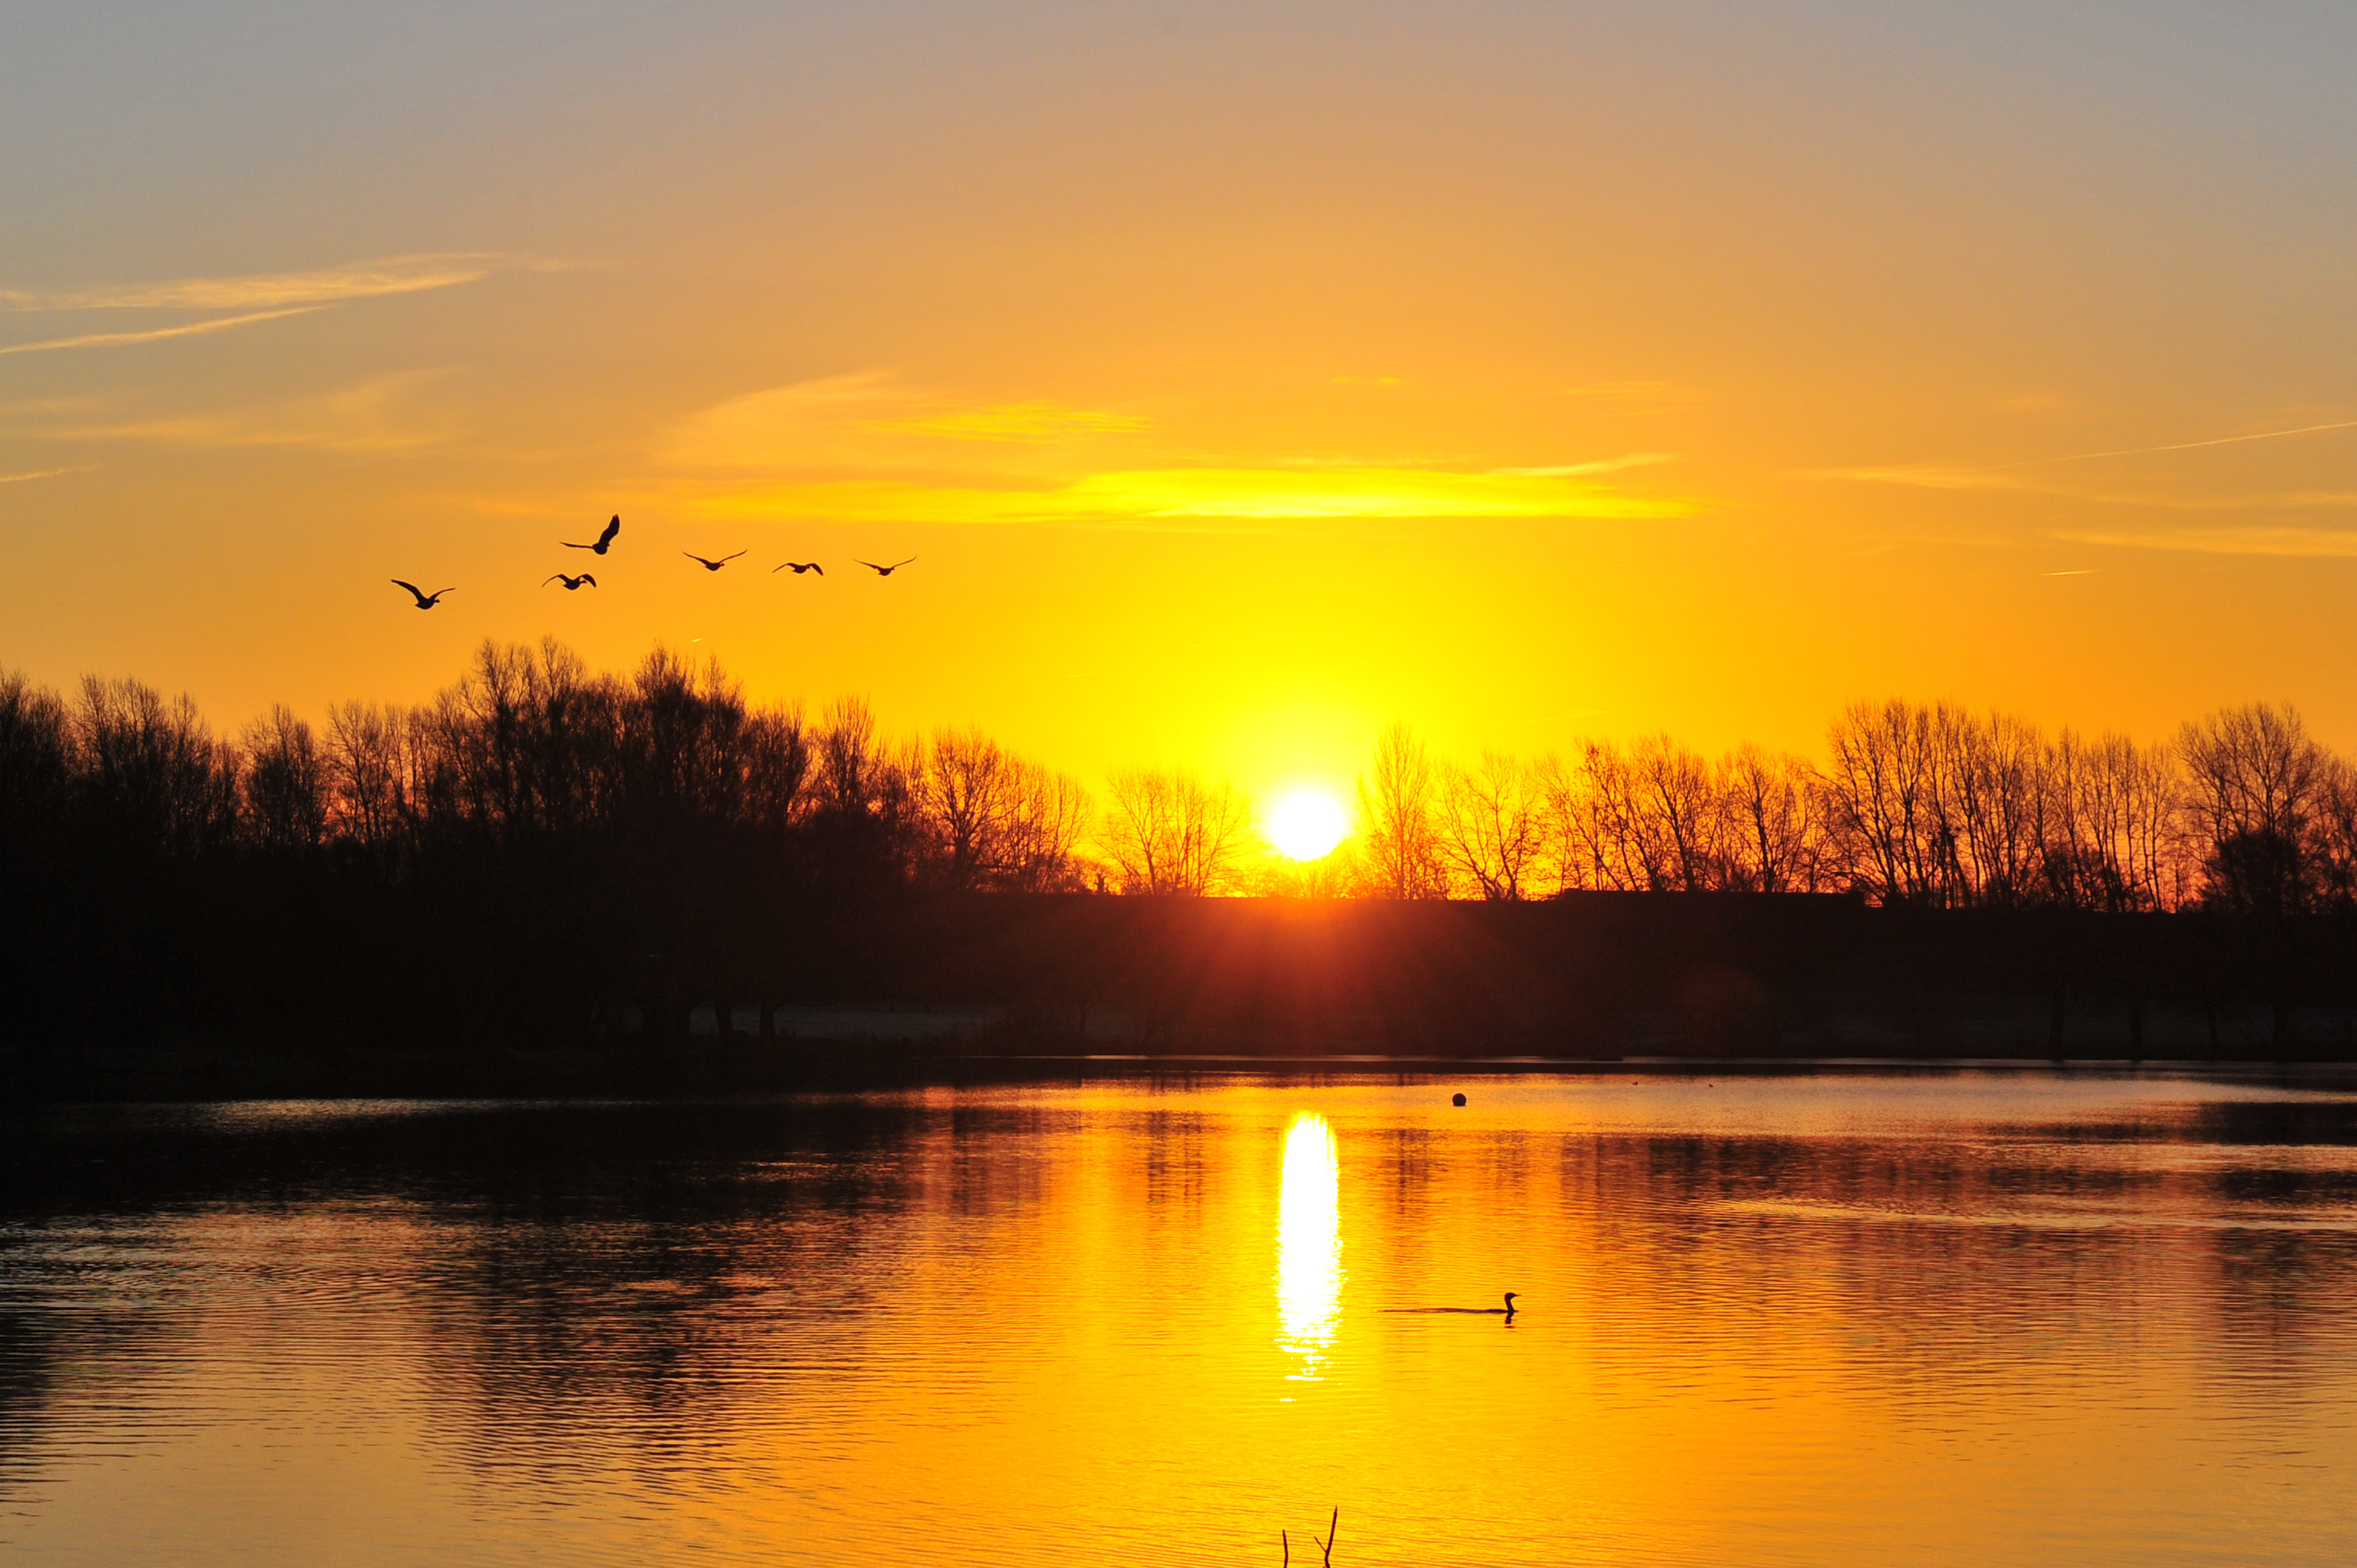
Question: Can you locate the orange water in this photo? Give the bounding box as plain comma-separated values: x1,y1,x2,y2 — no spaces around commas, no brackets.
4,1072,2355,1565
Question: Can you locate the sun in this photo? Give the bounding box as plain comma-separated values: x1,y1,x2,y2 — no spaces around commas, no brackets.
1267,788,1350,862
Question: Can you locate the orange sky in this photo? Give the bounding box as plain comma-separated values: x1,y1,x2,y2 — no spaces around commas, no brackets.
4,3,2356,812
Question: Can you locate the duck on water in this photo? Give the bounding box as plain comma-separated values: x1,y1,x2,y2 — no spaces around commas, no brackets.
1383,1292,1517,1318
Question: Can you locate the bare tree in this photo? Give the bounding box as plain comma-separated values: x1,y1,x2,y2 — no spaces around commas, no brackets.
1002,760,1093,891
741,702,812,842
1824,700,1955,904
814,695,887,818
0,670,72,847
2311,755,2357,912
1352,723,1447,899
1938,708,2050,906
1101,768,1254,895
1719,745,1830,892
1630,734,1721,891
73,677,241,859
241,705,328,854
2178,701,2328,915
923,726,1015,891
1542,742,1656,892
2041,729,2181,911
325,700,414,857
1436,750,1543,900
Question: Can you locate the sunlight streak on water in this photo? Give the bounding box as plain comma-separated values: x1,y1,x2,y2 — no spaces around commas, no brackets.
7,1073,2357,1566
1274,1112,1342,1379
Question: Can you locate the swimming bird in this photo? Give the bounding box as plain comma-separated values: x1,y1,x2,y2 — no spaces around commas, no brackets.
543,572,598,591
391,579,454,609
683,550,747,571
1382,1292,1518,1317
773,561,824,575
562,515,621,555
857,556,915,576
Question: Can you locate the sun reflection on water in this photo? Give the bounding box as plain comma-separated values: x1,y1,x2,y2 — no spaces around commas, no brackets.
1275,1112,1343,1379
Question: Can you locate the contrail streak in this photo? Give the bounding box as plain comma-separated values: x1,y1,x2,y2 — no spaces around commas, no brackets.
2009,417,2357,467
1,254,501,311
0,306,322,357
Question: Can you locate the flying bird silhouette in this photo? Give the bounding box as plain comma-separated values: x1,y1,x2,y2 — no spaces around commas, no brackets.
543,572,598,591
857,556,916,576
391,580,454,609
683,550,747,571
772,561,825,576
563,515,621,555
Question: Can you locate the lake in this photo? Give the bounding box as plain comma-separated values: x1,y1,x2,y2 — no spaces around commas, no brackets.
4,1070,2355,1565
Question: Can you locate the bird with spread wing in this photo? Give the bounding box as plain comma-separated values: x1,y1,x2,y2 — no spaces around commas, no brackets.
562,515,621,555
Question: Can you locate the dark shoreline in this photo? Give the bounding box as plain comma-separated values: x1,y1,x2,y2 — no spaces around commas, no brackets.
10,1038,2356,1107
14,890,2357,1105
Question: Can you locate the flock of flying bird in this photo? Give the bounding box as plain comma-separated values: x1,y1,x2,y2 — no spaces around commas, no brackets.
389,515,916,609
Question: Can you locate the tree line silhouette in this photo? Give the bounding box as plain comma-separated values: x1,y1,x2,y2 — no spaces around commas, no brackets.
3,640,1090,899
7,638,2357,1071
6,639,2356,915
1355,704,2357,917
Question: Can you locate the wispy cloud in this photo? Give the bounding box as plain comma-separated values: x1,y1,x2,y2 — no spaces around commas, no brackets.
0,306,322,357
1805,414,2357,492
663,373,1691,526
0,396,99,415
2013,416,2357,467
37,372,455,453
1493,454,1671,478
664,374,1151,469
1543,380,1707,409
1796,460,2357,518
0,254,542,357
867,401,1151,443
0,464,96,484
2056,527,2357,559
0,254,503,312
683,466,1690,527
2072,488,2357,513
1794,465,2027,491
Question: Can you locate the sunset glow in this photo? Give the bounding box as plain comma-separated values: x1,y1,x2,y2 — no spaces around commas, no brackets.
1266,789,1350,862
1275,1113,1343,1379
3,4,2353,802
11,12,2357,1564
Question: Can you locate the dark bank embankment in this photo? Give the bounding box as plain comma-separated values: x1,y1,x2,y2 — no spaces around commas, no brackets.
8,890,2357,1102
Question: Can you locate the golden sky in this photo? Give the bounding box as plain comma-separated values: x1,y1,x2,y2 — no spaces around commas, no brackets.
4,3,2356,808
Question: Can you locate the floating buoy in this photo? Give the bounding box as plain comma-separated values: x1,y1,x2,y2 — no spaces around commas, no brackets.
1451,1092,1467,1107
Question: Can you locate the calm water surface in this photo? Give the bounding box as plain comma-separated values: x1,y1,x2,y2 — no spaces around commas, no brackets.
4,1071,2356,1566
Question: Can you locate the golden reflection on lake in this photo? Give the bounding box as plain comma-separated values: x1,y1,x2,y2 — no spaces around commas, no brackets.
1275,1112,1343,1379
4,1072,2357,1566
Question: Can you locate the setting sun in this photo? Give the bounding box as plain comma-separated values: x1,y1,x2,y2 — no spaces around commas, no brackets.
9,8,2357,1568
1267,789,1350,862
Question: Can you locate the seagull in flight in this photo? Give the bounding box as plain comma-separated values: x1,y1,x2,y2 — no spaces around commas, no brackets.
857,556,916,576
563,515,621,555
773,561,824,576
543,572,598,591
392,580,454,609
683,550,747,571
